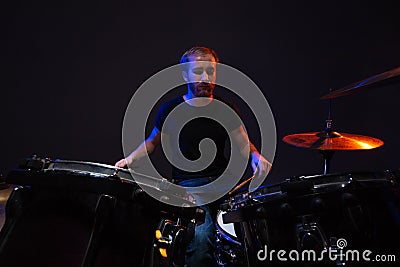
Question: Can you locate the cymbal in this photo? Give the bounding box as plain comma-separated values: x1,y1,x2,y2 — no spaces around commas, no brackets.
321,66,400,100
282,131,384,151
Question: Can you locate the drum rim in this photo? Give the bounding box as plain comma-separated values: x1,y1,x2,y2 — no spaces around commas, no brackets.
216,210,241,245
227,170,399,209
57,160,198,205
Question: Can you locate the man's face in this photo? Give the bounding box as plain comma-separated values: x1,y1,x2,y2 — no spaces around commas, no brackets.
183,54,217,97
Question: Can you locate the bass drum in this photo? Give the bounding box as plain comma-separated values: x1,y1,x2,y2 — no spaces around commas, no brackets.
223,170,400,267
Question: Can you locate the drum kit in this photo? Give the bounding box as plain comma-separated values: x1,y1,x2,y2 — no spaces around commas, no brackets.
214,66,400,266
0,66,399,267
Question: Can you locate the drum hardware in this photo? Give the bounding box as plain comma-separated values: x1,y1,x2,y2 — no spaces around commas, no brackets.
17,154,49,170
280,178,313,196
214,237,240,267
296,216,328,252
151,216,198,267
110,170,121,181
82,194,117,267
145,206,205,267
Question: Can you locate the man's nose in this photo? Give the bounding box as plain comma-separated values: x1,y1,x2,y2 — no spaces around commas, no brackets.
201,71,210,82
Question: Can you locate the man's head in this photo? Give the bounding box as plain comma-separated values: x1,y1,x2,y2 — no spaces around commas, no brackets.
180,46,219,98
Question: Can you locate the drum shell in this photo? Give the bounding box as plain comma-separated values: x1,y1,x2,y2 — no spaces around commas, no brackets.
223,171,400,266
0,185,170,267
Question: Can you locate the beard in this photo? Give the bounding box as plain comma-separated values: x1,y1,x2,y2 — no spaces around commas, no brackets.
188,82,215,97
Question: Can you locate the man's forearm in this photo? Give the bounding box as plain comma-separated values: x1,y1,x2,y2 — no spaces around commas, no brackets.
126,139,157,164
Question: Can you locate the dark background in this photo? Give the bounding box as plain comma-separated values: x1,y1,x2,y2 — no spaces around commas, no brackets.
2,0,400,185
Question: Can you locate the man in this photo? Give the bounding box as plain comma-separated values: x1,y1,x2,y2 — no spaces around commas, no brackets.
115,46,271,266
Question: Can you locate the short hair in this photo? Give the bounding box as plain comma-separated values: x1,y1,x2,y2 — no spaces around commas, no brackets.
180,46,220,65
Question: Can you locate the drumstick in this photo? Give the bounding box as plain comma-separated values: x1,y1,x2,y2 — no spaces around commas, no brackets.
228,175,254,195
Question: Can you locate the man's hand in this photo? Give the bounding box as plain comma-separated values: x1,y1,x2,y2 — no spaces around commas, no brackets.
251,152,272,180
115,155,133,168
115,158,128,168
231,126,272,181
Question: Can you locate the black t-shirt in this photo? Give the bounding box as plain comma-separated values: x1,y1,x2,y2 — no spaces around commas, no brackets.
154,95,242,180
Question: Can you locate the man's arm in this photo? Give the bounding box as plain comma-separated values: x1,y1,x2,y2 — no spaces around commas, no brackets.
115,127,161,168
230,126,272,179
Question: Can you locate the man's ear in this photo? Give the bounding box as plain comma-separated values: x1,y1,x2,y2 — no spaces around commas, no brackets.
182,71,188,83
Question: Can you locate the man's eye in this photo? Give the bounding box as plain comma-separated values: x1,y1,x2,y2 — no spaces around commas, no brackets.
192,68,203,75
206,68,215,75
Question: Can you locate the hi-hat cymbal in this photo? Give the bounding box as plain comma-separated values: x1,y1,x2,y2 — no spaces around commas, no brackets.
283,131,384,150
320,66,400,100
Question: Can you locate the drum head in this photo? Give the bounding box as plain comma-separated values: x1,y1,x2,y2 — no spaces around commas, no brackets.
216,210,237,239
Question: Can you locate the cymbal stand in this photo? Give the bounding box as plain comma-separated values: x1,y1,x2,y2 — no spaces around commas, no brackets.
321,149,334,175
320,92,335,175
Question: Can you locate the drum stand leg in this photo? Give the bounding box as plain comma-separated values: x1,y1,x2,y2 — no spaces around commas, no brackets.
240,221,257,267
81,194,116,267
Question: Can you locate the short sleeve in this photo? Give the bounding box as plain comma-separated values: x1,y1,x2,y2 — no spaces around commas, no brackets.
154,102,168,132
214,96,242,131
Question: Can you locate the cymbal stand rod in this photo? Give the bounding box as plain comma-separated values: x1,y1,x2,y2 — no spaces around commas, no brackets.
325,90,333,132
321,150,334,175
322,89,334,175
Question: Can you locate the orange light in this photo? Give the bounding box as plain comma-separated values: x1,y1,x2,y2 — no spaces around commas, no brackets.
155,230,162,240
159,248,168,258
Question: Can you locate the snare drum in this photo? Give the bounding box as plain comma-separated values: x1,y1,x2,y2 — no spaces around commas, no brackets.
214,207,250,267
216,210,238,243
223,170,400,266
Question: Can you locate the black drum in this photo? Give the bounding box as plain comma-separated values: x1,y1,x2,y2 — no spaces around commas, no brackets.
214,209,249,267
0,156,204,267
222,170,400,266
